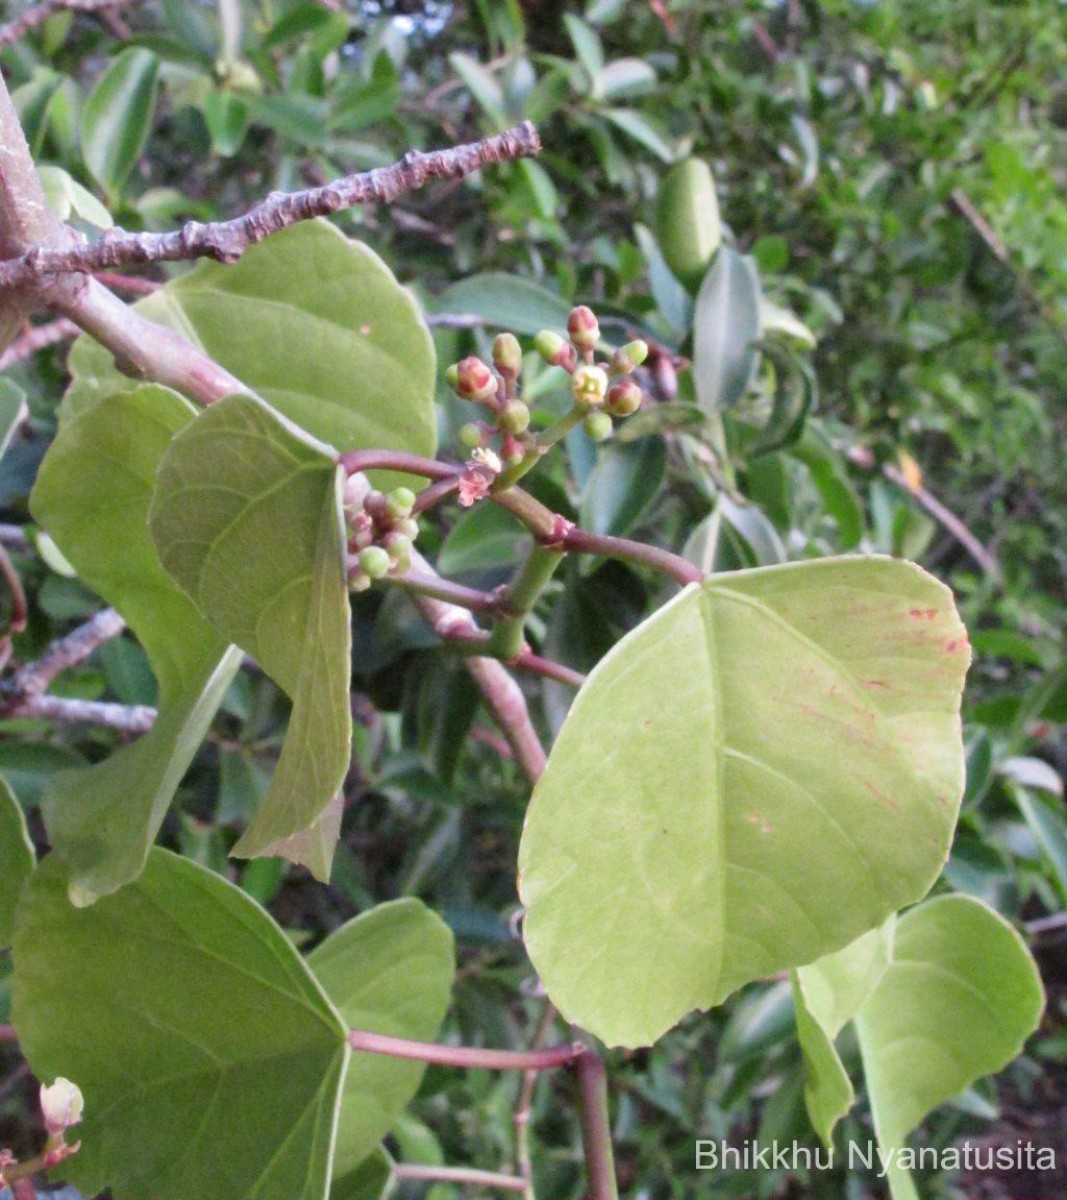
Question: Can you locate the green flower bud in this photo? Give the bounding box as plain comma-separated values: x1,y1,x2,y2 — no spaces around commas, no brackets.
612,339,649,373
348,568,372,593
567,305,600,351
534,329,566,363
605,379,642,417
492,332,523,378
584,411,613,441
386,486,416,518
498,399,531,435
393,516,420,540
359,545,392,580
571,364,609,406
458,421,483,449
445,363,460,389
383,532,413,573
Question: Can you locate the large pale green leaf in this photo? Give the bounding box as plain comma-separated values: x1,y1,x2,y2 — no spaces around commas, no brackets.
432,273,571,336
30,385,242,905
149,393,352,866
0,775,34,946
11,849,349,1200
693,246,762,413
309,899,454,1185
64,220,437,469
519,556,970,1048
792,920,894,1147
855,895,1044,1200
81,47,160,197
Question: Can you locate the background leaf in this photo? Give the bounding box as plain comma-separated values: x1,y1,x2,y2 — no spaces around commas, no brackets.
309,899,454,1185
431,273,571,336
30,386,241,904
856,895,1045,1200
12,849,348,1200
693,247,762,414
80,47,159,197
149,394,352,867
520,557,970,1047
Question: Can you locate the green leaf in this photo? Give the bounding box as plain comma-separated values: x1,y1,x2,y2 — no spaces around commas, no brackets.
309,899,454,1183
579,437,666,538
81,48,160,197
601,108,675,163
0,776,34,947
855,895,1044,1200
149,393,352,867
30,386,242,905
437,504,529,577
1009,783,1067,903
36,165,114,229
64,221,437,474
449,53,507,127
563,15,604,95
432,273,571,336
693,247,762,413
12,849,348,1200
792,921,894,1146
332,1148,393,1200
519,557,970,1048
791,425,864,550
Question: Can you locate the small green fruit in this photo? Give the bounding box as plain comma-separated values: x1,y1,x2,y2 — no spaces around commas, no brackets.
359,545,391,580
499,400,531,435
584,411,613,441
656,158,722,290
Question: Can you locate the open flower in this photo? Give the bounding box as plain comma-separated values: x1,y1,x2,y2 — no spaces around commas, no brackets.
40,1077,83,1139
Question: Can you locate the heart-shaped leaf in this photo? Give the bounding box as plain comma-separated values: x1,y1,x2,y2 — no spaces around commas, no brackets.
12,849,349,1200
0,775,34,946
31,386,242,905
856,895,1044,1200
792,920,894,1146
309,899,454,1185
519,556,970,1047
63,220,437,474
149,393,351,867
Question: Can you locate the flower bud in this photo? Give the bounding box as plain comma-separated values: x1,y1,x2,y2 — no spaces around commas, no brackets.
498,399,530,435
584,411,613,441
359,545,391,580
612,339,649,373
534,330,565,363
383,532,413,573
492,332,522,378
571,364,609,407
458,421,483,449
386,487,416,519
348,568,372,593
342,471,371,516
40,1078,83,1139
393,516,420,541
605,378,642,417
363,489,388,521
501,434,525,467
348,511,375,551
454,356,498,403
444,363,460,389
567,305,599,351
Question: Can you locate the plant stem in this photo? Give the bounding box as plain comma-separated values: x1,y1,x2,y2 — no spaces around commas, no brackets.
487,543,564,659
339,449,458,480
574,1052,618,1200
348,1029,585,1071
495,404,585,490
393,1164,528,1193
384,570,508,616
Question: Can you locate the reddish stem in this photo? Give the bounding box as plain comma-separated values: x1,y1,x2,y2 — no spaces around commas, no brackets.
348,1029,585,1071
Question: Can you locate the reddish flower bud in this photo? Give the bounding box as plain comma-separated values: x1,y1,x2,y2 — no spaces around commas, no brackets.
567,305,599,351
605,378,642,417
454,356,498,403
501,434,525,466
611,339,649,374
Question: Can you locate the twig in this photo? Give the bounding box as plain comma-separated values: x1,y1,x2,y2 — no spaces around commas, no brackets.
393,1165,528,1193
348,1028,585,1071
4,693,156,732
0,317,78,369
1025,912,1067,937
0,123,541,289
0,0,146,49
93,271,160,295
574,1052,619,1200
0,543,27,634
514,1001,558,1193
3,606,125,701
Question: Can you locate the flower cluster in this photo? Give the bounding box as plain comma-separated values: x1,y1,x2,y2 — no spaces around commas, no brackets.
447,308,649,468
343,473,420,592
